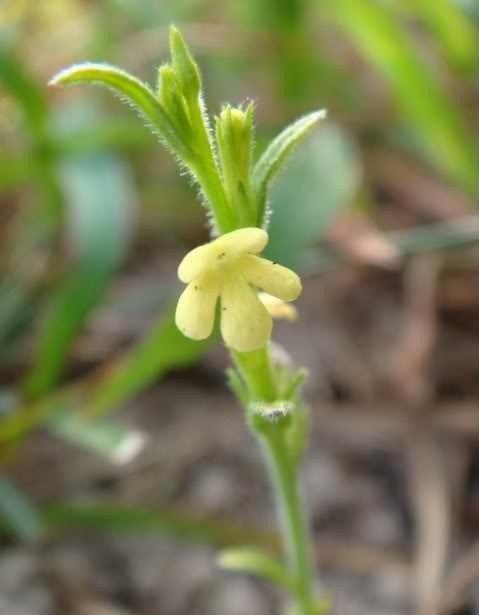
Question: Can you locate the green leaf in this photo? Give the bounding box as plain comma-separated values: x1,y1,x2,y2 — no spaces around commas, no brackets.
0,46,62,218
252,110,327,225
157,63,192,140
404,0,478,71
85,309,208,418
24,102,136,399
0,309,207,445
326,0,479,194
0,479,44,542
0,278,34,357
0,45,47,136
218,546,295,592
49,63,190,161
169,25,201,101
48,410,145,463
264,123,360,268
38,503,278,550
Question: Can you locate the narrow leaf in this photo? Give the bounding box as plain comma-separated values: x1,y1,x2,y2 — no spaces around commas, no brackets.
0,45,47,135
38,503,278,550
404,0,478,71
1,309,207,445
326,0,479,194
218,546,295,592
24,102,136,399
48,411,145,464
264,124,360,268
49,63,190,160
86,309,208,417
169,25,201,100
252,110,326,225
0,479,44,542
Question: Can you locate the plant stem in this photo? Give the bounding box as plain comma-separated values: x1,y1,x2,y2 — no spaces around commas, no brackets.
262,429,315,615
189,102,237,234
231,346,316,614
231,348,278,402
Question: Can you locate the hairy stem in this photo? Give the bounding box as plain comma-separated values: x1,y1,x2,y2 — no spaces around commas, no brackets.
262,429,315,614
231,346,316,614
189,102,237,234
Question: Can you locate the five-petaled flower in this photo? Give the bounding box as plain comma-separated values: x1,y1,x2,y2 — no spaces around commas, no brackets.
175,228,302,352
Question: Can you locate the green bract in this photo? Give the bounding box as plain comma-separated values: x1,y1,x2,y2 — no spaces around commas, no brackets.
49,26,325,235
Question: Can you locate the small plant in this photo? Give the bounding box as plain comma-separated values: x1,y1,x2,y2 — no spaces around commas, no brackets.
50,26,327,615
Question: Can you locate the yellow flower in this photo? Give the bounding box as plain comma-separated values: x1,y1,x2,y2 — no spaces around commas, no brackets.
175,228,301,351
258,292,298,321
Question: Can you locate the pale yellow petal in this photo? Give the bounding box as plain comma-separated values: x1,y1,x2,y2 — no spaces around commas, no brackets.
240,255,302,302
220,277,272,352
178,243,217,283
258,292,298,321
216,227,268,257
178,228,268,283
175,273,220,340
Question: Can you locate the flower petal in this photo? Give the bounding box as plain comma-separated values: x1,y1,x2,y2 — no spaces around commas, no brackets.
178,228,268,283
220,277,272,351
240,255,302,301
258,292,298,321
178,243,217,283
175,273,220,340
217,227,268,257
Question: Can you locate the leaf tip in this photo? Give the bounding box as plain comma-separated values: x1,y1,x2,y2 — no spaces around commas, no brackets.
48,62,118,88
308,108,328,126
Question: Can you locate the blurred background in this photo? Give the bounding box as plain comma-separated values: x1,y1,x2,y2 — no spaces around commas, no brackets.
2,1,479,614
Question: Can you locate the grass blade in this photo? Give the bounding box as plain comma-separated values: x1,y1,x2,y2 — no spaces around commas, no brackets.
0,478,44,542
24,129,136,398
86,309,208,417
327,0,479,194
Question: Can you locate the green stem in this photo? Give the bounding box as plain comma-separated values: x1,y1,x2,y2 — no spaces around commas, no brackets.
231,348,278,402
195,156,236,233
189,103,237,234
230,346,316,614
262,430,315,615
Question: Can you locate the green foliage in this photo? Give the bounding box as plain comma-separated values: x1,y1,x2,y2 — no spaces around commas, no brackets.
24,147,135,398
50,63,189,161
403,0,478,71
168,25,202,102
253,110,326,226
2,6,479,602
50,31,236,234
0,479,44,542
86,309,208,417
264,123,360,268
326,0,479,194
218,546,295,591
0,309,207,444
24,502,278,549
215,103,256,225
49,410,145,463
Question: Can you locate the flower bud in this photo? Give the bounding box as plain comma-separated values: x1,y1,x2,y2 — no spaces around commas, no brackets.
215,103,256,224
